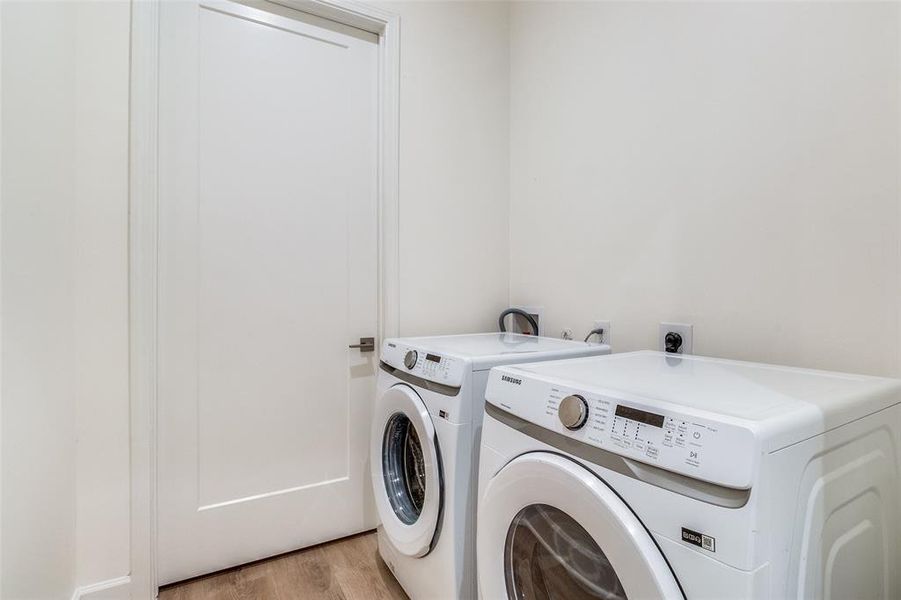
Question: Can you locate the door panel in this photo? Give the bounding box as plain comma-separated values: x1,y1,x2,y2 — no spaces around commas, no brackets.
158,0,379,584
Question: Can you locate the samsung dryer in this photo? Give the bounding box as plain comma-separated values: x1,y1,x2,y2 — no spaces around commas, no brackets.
478,351,901,599
372,333,610,600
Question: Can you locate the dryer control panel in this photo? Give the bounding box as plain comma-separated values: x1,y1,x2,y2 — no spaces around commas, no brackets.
486,370,757,490
381,341,466,388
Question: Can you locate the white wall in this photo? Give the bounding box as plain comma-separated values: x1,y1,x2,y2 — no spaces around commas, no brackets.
73,0,131,590
508,1,901,376
1,1,511,595
1,2,79,598
376,0,511,336
5,0,900,595
1,2,131,597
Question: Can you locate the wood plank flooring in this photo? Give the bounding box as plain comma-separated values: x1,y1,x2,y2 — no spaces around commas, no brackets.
159,531,409,600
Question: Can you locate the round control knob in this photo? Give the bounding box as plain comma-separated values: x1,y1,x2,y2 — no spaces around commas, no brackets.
558,395,589,430
404,350,418,370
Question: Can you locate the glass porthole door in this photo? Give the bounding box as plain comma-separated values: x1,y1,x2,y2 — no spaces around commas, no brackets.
505,503,628,600
371,384,442,558
478,453,683,600
382,412,428,525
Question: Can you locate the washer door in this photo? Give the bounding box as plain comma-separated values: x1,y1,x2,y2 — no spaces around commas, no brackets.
478,452,683,600
371,384,442,558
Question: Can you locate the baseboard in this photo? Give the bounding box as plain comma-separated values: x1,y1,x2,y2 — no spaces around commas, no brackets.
71,576,132,600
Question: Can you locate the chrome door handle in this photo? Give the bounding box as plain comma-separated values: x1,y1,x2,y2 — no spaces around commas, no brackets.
349,337,375,352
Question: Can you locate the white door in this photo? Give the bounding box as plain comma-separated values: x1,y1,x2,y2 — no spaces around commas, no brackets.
157,0,380,584
477,453,684,600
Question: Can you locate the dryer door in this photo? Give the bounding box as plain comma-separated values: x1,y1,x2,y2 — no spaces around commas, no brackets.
478,452,683,600
371,383,442,558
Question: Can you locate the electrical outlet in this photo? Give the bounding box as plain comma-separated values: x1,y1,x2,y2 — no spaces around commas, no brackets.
591,320,612,347
659,322,693,354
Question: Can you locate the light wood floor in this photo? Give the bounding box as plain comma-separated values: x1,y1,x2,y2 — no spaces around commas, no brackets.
159,531,409,600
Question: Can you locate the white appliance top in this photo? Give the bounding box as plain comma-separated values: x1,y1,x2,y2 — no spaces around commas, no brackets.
404,333,592,358
381,333,610,388
510,351,899,424
486,351,901,488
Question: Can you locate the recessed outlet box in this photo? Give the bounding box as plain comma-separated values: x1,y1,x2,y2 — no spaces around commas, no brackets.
510,305,543,336
659,322,693,354
592,320,612,347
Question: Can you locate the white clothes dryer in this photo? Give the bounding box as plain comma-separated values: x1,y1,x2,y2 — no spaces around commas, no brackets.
372,333,610,600
478,351,901,599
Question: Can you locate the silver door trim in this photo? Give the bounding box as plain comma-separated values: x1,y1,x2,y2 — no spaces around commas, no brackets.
485,403,751,509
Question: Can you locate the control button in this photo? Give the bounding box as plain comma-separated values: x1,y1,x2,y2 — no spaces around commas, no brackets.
558,395,589,430
404,350,418,370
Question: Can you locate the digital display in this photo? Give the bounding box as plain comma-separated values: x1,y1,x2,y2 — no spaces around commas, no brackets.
425,353,441,363
615,405,664,428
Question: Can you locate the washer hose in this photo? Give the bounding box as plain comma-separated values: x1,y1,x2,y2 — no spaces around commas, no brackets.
498,308,539,336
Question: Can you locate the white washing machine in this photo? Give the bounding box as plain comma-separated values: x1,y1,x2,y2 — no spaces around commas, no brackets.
477,351,901,599
372,333,611,600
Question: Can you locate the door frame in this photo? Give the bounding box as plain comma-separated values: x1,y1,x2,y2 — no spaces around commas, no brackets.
128,0,400,595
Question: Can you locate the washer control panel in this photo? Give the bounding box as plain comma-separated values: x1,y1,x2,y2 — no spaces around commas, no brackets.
381,341,466,388
488,372,756,489
558,395,589,430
